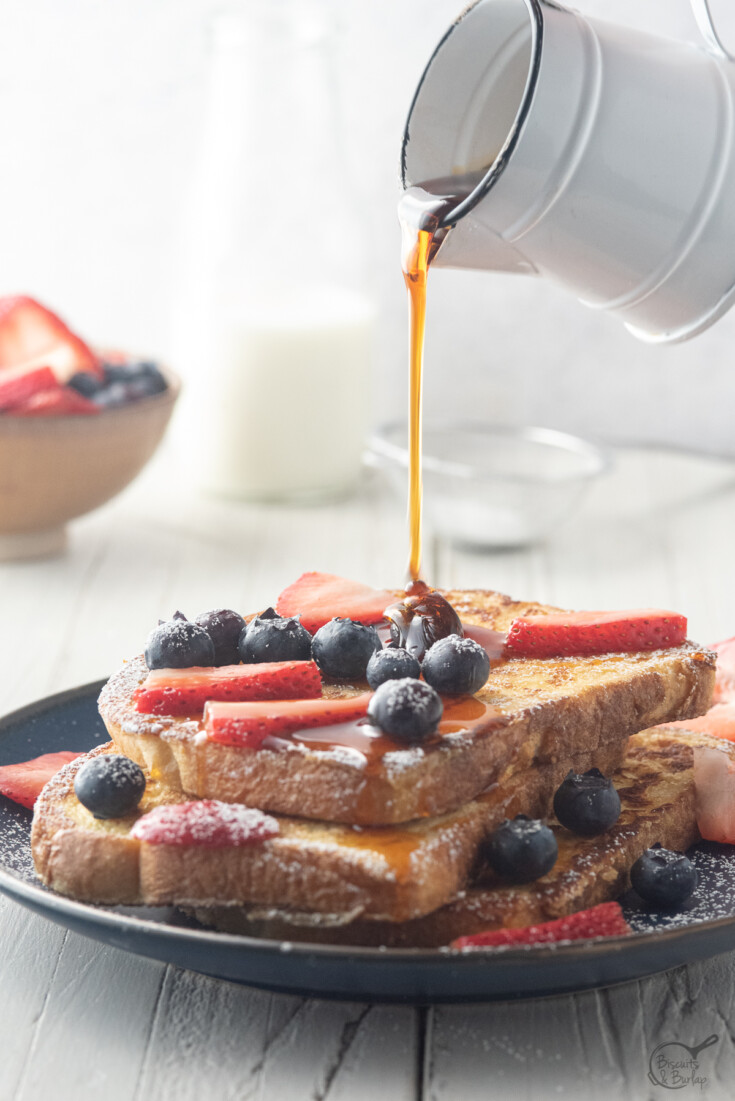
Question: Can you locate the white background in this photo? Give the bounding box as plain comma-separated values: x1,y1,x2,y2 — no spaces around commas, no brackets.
0,0,733,454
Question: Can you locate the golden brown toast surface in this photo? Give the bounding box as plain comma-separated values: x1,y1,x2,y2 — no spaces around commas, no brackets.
97,589,715,826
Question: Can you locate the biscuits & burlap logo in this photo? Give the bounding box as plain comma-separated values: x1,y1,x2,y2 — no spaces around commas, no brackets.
648,1034,719,1090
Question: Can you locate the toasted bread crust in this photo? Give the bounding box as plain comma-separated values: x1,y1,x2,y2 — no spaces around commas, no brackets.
98,589,716,825
191,727,729,947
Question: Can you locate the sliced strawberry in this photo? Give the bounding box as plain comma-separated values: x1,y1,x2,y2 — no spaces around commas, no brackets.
712,637,735,704
665,702,735,741
0,364,59,412
11,386,100,416
135,661,322,716
130,800,279,847
0,750,82,809
276,572,393,634
694,745,735,843
0,295,102,381
205,692,372,748
505,609,687,659
450,901,631,950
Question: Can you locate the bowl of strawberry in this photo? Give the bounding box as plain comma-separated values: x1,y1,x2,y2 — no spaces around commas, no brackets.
0,295,179,560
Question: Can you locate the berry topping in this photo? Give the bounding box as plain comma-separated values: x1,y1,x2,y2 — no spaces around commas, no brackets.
11,386,100,416
258,606,280,620
484,815,558,883
145,618,215,670
385,588,463,661
239,614,313,664
630,844,698,908
135,660,322,716
93,360,168,407
667,701,735,740
552,768,622,836
0,751,81,809
130,800,279,847
67,370,104,398
74,755,146,819
505,609,687,659
366,647,421,690
276,572,393,634
311,618,382,680
366,678,443,744
0,364,59,412
0,295,102,382
421,634,491,696
712,636,735,704
205,693,372,748
194,608,247,666
450,902,631,949
694,744,735,843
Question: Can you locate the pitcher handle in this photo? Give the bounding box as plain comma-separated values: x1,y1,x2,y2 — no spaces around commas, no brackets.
690,0,734,60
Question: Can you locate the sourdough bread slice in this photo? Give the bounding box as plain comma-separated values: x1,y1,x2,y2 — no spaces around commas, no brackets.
98,589,715,826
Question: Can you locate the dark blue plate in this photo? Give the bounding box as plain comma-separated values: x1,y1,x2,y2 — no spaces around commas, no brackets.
1,682,735,1004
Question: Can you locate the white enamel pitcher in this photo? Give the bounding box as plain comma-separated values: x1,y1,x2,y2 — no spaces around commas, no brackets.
401,0,735,343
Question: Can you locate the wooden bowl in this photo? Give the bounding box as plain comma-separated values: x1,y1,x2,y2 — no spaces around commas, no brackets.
0,370,179,560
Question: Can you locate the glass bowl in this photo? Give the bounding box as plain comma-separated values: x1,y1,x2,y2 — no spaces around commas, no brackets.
367,422,610,549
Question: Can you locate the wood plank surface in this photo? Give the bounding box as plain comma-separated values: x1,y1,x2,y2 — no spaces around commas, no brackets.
2,447,735,1100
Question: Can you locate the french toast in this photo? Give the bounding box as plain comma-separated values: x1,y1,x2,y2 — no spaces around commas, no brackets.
188,727,727,947
97,589,716,826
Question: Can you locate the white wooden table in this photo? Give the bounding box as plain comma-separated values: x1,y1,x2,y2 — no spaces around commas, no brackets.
3,444,735,1101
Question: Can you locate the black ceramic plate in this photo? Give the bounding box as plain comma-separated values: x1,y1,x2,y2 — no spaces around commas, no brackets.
2,683,735,1004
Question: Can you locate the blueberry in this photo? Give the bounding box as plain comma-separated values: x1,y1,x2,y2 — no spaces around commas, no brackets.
311,618,381,680
258,606,280,620
367,678,443,743
194,608,247,666
630,844,698,908
93,381,129,408
553,768,622,836
102,362,137,383
145,618,215,669
74,755,146,819
67,371,103,398
421,635,491,695
239,614,312,663
366,647,421,690
484,815,558,883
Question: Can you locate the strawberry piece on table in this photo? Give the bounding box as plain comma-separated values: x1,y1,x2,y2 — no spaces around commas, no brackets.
131,800,280,847
505,609,687,658
0,364,59,412
0,750,82,809
712,637,735,704
0,295,102,382
450,902,631,950
694,745,735,843
135,660,323,716
276,572,393,633
205,692,372,748
11,386,100,416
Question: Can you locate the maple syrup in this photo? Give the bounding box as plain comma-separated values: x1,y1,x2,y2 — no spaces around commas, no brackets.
384,584,463,661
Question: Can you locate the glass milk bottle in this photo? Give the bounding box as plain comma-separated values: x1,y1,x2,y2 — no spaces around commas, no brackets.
173,6,375,501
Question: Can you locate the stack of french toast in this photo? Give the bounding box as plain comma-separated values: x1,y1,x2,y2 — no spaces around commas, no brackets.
30,573,734,948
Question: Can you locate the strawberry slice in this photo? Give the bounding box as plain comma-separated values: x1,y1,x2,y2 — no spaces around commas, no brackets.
205,692,372,748
694,745,735,843
665,702,735,741
135,661,322,716
450,901,631,950
0,364,59,412
11,386,100,416
0,295,102,382
0,750,82,809
130,800,280,847
712,637,735,704
276,572,393,633
505,609,687,659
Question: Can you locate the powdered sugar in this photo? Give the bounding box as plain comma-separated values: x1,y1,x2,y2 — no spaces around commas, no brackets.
131,800,280,847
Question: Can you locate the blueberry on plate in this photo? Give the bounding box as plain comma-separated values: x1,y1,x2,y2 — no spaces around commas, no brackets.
366,647,421,690
630,844,698,908
74,755,146,819
484,815,558,883
421,634,491,695
367,678,443,743
239,614,312,663
311,618,381,680
145,618,215,669
552,768,622,836
194,608,246,666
